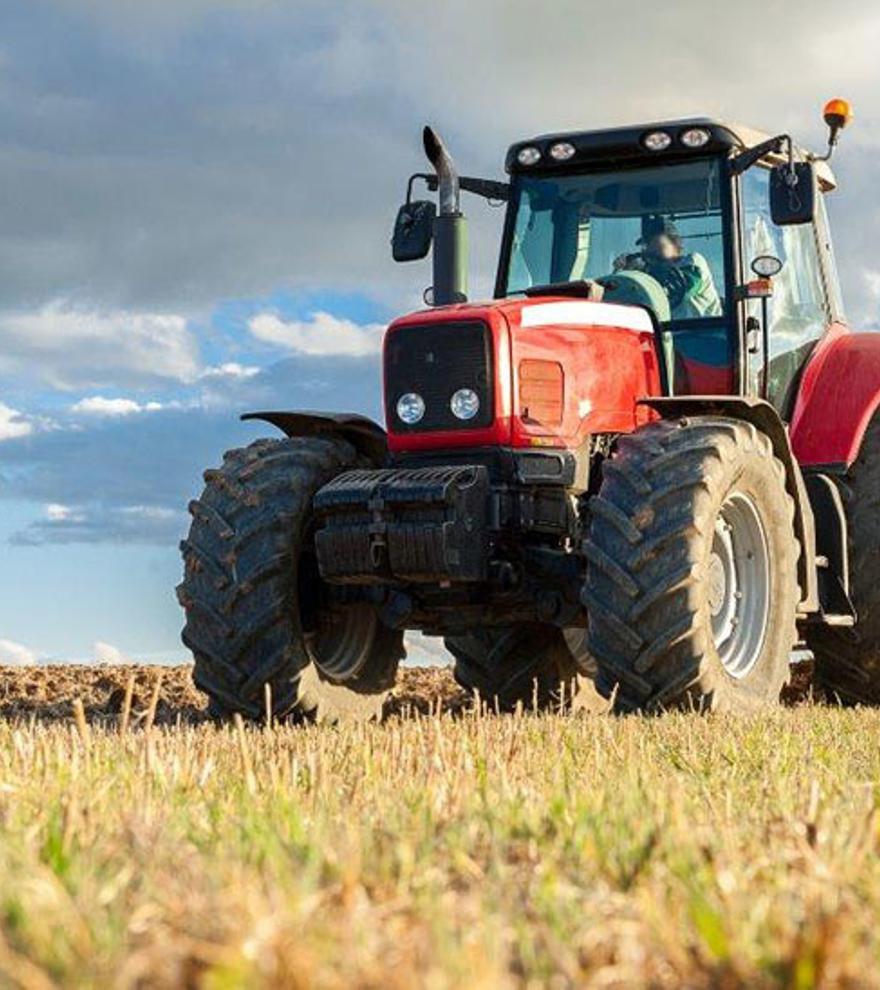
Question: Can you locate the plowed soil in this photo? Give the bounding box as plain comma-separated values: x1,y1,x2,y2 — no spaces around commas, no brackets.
0,664,470,724
0,660,815,724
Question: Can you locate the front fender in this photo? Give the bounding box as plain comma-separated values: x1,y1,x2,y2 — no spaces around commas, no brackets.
241,410,387,463
791,330,880,470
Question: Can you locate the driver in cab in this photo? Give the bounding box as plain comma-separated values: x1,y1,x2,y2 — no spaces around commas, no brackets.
613,217,722,319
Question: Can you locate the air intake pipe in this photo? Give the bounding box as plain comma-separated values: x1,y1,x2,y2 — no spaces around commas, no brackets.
423,126,468,305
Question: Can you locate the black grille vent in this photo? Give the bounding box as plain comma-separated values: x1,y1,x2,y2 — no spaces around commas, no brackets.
385,321,493,432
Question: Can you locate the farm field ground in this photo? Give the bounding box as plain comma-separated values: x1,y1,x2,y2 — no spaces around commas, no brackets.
0,663,878,988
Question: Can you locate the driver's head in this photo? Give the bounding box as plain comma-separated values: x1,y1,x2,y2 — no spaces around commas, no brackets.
639,217,683,260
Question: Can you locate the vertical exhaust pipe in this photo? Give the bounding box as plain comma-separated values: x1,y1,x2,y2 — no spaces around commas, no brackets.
423,126,468,305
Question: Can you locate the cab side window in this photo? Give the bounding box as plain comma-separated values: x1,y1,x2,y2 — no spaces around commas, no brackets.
741,168,829,413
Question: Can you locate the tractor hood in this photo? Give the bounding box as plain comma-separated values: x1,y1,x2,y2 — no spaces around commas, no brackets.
383,296,662,455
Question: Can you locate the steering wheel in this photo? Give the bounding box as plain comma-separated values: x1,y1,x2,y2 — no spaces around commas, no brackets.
596,269,671,324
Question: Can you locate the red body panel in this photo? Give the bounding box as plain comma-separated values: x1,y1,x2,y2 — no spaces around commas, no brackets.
384,298,662,454
790,325,880,467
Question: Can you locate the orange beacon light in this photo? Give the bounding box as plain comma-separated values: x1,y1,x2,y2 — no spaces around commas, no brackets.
823,98,853,146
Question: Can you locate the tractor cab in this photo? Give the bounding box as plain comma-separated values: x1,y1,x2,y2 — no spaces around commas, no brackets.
498,118,844,417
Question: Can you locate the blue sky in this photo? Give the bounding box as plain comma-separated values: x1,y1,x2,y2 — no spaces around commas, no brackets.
1,0,879,663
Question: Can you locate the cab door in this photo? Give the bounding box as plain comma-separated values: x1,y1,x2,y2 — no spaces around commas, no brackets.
739,167,840,419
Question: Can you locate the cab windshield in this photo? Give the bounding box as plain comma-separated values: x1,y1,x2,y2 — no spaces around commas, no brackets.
501,158,728,324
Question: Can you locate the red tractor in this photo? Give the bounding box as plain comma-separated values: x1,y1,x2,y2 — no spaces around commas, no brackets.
179,99,880,719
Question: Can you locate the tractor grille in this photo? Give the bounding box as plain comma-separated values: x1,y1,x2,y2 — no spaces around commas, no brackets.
384,321,494,432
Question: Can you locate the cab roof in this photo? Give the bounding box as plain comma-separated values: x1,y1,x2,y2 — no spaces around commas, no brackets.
506,116,836,191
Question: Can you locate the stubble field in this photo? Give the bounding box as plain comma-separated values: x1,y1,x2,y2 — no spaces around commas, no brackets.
0,663,878,988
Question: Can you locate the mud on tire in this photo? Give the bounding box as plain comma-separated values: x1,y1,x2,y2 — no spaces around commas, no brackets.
178,436,405,722
445,624,596,712
808,415,880,704
583,417,800,713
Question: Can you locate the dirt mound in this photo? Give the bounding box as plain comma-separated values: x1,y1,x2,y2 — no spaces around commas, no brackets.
0,664,467,724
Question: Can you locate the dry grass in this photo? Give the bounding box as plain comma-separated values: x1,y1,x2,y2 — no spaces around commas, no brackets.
1,668,879,988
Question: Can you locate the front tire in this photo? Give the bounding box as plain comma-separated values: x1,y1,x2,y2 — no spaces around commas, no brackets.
178,436,405,722
584,417,799,713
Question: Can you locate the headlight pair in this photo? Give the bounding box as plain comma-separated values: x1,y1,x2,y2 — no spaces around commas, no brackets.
396,388,480,425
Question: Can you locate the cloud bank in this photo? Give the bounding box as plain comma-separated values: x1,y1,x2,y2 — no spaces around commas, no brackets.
0,0,877,323
249,311,384,356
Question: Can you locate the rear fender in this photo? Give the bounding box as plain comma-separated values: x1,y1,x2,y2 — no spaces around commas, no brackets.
790,330,880,470
241,411,387,464
639,396,818,613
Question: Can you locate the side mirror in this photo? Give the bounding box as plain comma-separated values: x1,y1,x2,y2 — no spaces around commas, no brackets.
392,200,436,262
769,162,816,226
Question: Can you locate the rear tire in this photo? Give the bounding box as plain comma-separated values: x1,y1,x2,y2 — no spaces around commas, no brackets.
178,436,404,722
808,415,880,704
445,624,595,712
584,417,799,713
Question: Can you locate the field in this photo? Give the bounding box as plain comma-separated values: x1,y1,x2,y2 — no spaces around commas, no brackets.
1,665,879,988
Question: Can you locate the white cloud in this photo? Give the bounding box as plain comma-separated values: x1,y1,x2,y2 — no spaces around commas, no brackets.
0,639,38,666
46,503,85,523
0,304,200,389
11,500,187,546
71,396,165,417
404,631,452,668
199,362,260,380
119,505,177,521
249,311,384,357
93,641,133,665
0,402,33,441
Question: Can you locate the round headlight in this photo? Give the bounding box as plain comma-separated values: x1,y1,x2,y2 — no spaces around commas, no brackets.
680,127,711,148
396,392,425,425
517,146,542,166
549,141,576,161
450,388,480,421
642,130,672,152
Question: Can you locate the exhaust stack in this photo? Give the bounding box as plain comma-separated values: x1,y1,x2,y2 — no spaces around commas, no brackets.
423,126,468,305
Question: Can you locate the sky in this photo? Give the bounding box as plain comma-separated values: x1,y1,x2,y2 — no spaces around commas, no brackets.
1,0,879,663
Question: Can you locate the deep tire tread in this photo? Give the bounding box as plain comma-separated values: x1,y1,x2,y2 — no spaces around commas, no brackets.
180,436,404,721
585,417,800,713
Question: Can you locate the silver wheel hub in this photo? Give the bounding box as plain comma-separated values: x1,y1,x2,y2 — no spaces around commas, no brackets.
708,492,770,679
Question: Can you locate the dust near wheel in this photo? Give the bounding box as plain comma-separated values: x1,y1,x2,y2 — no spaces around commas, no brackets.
178,436,405,723
583,417,800,713
808,414,880,704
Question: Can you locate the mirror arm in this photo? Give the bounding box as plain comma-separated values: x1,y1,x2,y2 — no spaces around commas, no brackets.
405,172,435,205
729,135,791,176
458,176,510,203
422,174,509,203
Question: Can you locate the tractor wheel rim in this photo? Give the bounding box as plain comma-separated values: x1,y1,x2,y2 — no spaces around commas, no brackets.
298,537,375,683
307,603,377,682
708,492,770,679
